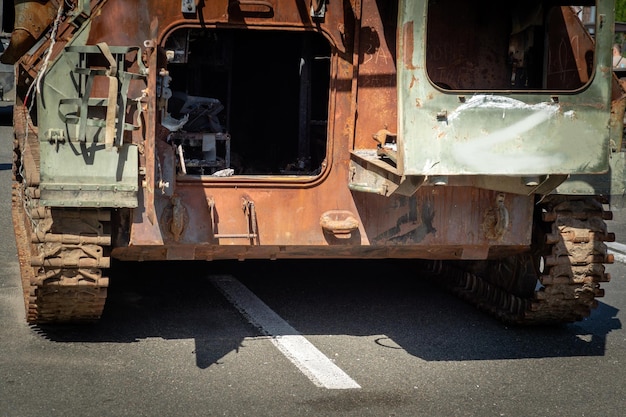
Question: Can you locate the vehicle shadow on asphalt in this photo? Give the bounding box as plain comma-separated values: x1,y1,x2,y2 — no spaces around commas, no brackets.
33,259,623,368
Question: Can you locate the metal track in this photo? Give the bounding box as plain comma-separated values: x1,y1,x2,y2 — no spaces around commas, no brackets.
11,101,110,324
428,196,614,325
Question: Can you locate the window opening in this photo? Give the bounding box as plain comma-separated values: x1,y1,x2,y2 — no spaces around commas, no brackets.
426,1,596,91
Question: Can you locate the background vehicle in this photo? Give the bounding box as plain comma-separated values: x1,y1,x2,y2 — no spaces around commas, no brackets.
2,0,624,324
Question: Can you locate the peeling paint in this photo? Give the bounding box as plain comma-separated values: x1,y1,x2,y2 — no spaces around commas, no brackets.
564,110,576,118
449,96,564,171
422,159,439,174
447,95,559,122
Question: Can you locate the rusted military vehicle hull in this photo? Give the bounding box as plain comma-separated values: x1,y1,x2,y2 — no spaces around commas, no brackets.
3,0,624,324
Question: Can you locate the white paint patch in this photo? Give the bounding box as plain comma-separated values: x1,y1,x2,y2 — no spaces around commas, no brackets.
447,95,557,122
449,95,562,171
209,275,361,389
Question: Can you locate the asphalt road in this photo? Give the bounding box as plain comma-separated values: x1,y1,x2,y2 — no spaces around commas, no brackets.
0,119,625,417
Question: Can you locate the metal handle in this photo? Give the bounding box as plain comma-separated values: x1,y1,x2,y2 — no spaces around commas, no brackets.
228,0,274,15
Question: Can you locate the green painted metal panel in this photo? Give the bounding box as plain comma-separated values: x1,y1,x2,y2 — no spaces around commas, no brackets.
397,1,614,178
39,143,138,207
37,19,141,208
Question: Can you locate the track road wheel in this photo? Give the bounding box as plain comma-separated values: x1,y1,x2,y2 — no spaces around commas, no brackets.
434,195,614,325
11,99,111,324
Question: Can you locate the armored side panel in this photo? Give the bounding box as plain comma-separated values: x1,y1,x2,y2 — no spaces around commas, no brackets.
36,9,143,207
403,2,611,174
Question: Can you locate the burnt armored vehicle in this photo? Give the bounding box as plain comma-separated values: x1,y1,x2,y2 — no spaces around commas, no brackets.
2,0,625,324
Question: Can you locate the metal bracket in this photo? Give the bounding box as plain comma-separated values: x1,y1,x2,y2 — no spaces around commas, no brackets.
208,197,259,244
45,129,66,149
59,45,146,147
182,0,197,14
311,0,326,18
483,193,509,241
67,0,91,27
349,150,425,197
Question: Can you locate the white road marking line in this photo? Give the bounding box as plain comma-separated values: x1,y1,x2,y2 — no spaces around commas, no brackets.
209,275,361,390
612,252,626,264
607,241,626,253
607,242,626,264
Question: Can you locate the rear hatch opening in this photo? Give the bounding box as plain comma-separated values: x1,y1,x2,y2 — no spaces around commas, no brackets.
162,28,331,178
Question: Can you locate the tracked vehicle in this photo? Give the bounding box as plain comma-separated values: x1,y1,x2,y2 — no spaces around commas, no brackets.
2,0,625,324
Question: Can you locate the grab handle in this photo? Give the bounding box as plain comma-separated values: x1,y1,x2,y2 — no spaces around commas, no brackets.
228,0,274,16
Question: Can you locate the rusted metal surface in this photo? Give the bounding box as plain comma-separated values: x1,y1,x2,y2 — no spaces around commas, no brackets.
115,185,534,262
4,0,622,323
425,3,595,91
0,0,62,65
545,6,595,89
426,0,512,90
430,196,614,324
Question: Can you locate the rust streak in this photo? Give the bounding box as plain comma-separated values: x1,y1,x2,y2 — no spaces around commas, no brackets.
403,21,416,70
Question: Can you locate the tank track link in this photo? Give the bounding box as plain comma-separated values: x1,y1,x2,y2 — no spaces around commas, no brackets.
11,102,110,324
428,196,614,325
